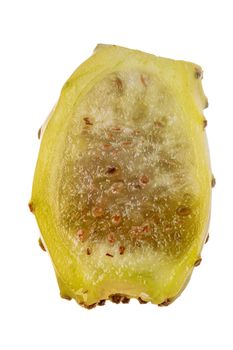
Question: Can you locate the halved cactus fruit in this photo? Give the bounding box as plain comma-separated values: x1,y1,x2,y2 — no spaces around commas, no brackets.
30,45,213,308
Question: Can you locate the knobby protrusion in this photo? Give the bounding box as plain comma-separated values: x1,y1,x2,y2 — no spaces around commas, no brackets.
28,202,34,213
203,119,208,128
138,297,148,304
38,127,42,139
194,66,203,79
61,294,72,301
158,298,172,307
194,257,202,267
38,238,46,252
211,175,216,188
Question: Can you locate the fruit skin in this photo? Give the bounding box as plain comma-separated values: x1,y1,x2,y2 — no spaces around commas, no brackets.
30,44,212,308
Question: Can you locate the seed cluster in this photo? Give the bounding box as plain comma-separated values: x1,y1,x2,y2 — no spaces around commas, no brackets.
59,70,200,258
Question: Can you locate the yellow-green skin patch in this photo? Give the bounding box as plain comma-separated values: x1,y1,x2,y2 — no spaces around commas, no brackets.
31,45,212,307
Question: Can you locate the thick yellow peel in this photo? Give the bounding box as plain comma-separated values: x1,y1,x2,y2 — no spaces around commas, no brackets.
30,45,212,308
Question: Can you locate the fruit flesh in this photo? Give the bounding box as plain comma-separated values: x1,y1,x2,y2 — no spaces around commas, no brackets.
30,45,212,307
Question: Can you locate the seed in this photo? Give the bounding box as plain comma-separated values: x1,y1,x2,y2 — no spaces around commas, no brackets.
111,126,122,132
119,245,125,255
83,117,93,125
92,206,104,217
122,140,132,146
112,214,121,225
115,77,123,93
38,238,46,252
142,224,150,233
86,247,91,255
205,98,209,109
98,300,106,306
103,143,112,150
139,175,149,185
107,232,116,244
133,129,141,136
176,206,192,216
205,233,210,244
106,166,117,175
77,229,85,241
194,257,202,266
106,253,114,257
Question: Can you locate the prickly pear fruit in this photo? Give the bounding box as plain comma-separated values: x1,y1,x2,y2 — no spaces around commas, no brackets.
30,45,213,308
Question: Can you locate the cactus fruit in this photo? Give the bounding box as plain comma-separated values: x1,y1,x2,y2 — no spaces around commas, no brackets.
30,45,213,308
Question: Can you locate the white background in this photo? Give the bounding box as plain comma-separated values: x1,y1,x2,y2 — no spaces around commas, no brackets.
0,0,232,349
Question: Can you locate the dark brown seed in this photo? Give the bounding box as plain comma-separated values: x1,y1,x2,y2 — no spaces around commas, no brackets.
106,166,117,175
158,298,172,307
28,202,34,213
115,77,123,93
98,300,106,306
61,295,72,301
211,176,216,188
121,296,130,304
203,119,208,128
83,117,93,125
142,224,150,233
176,206,191,216
103,143,112,150
205,98,209,109
138,297,148,304
111,126,122,132
122,140,132,146
38,127,42,139
38,238,46,252
110,294,122,304
133,129,141,136
107,233,116,244
86,247,91,255
205,233,210,244
112,214,121,226
194,66,203,79
77,229,85,241
92,206,104,217
106,253,114,257
119,245,125,255
139,175,149,185
194,257,202,267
